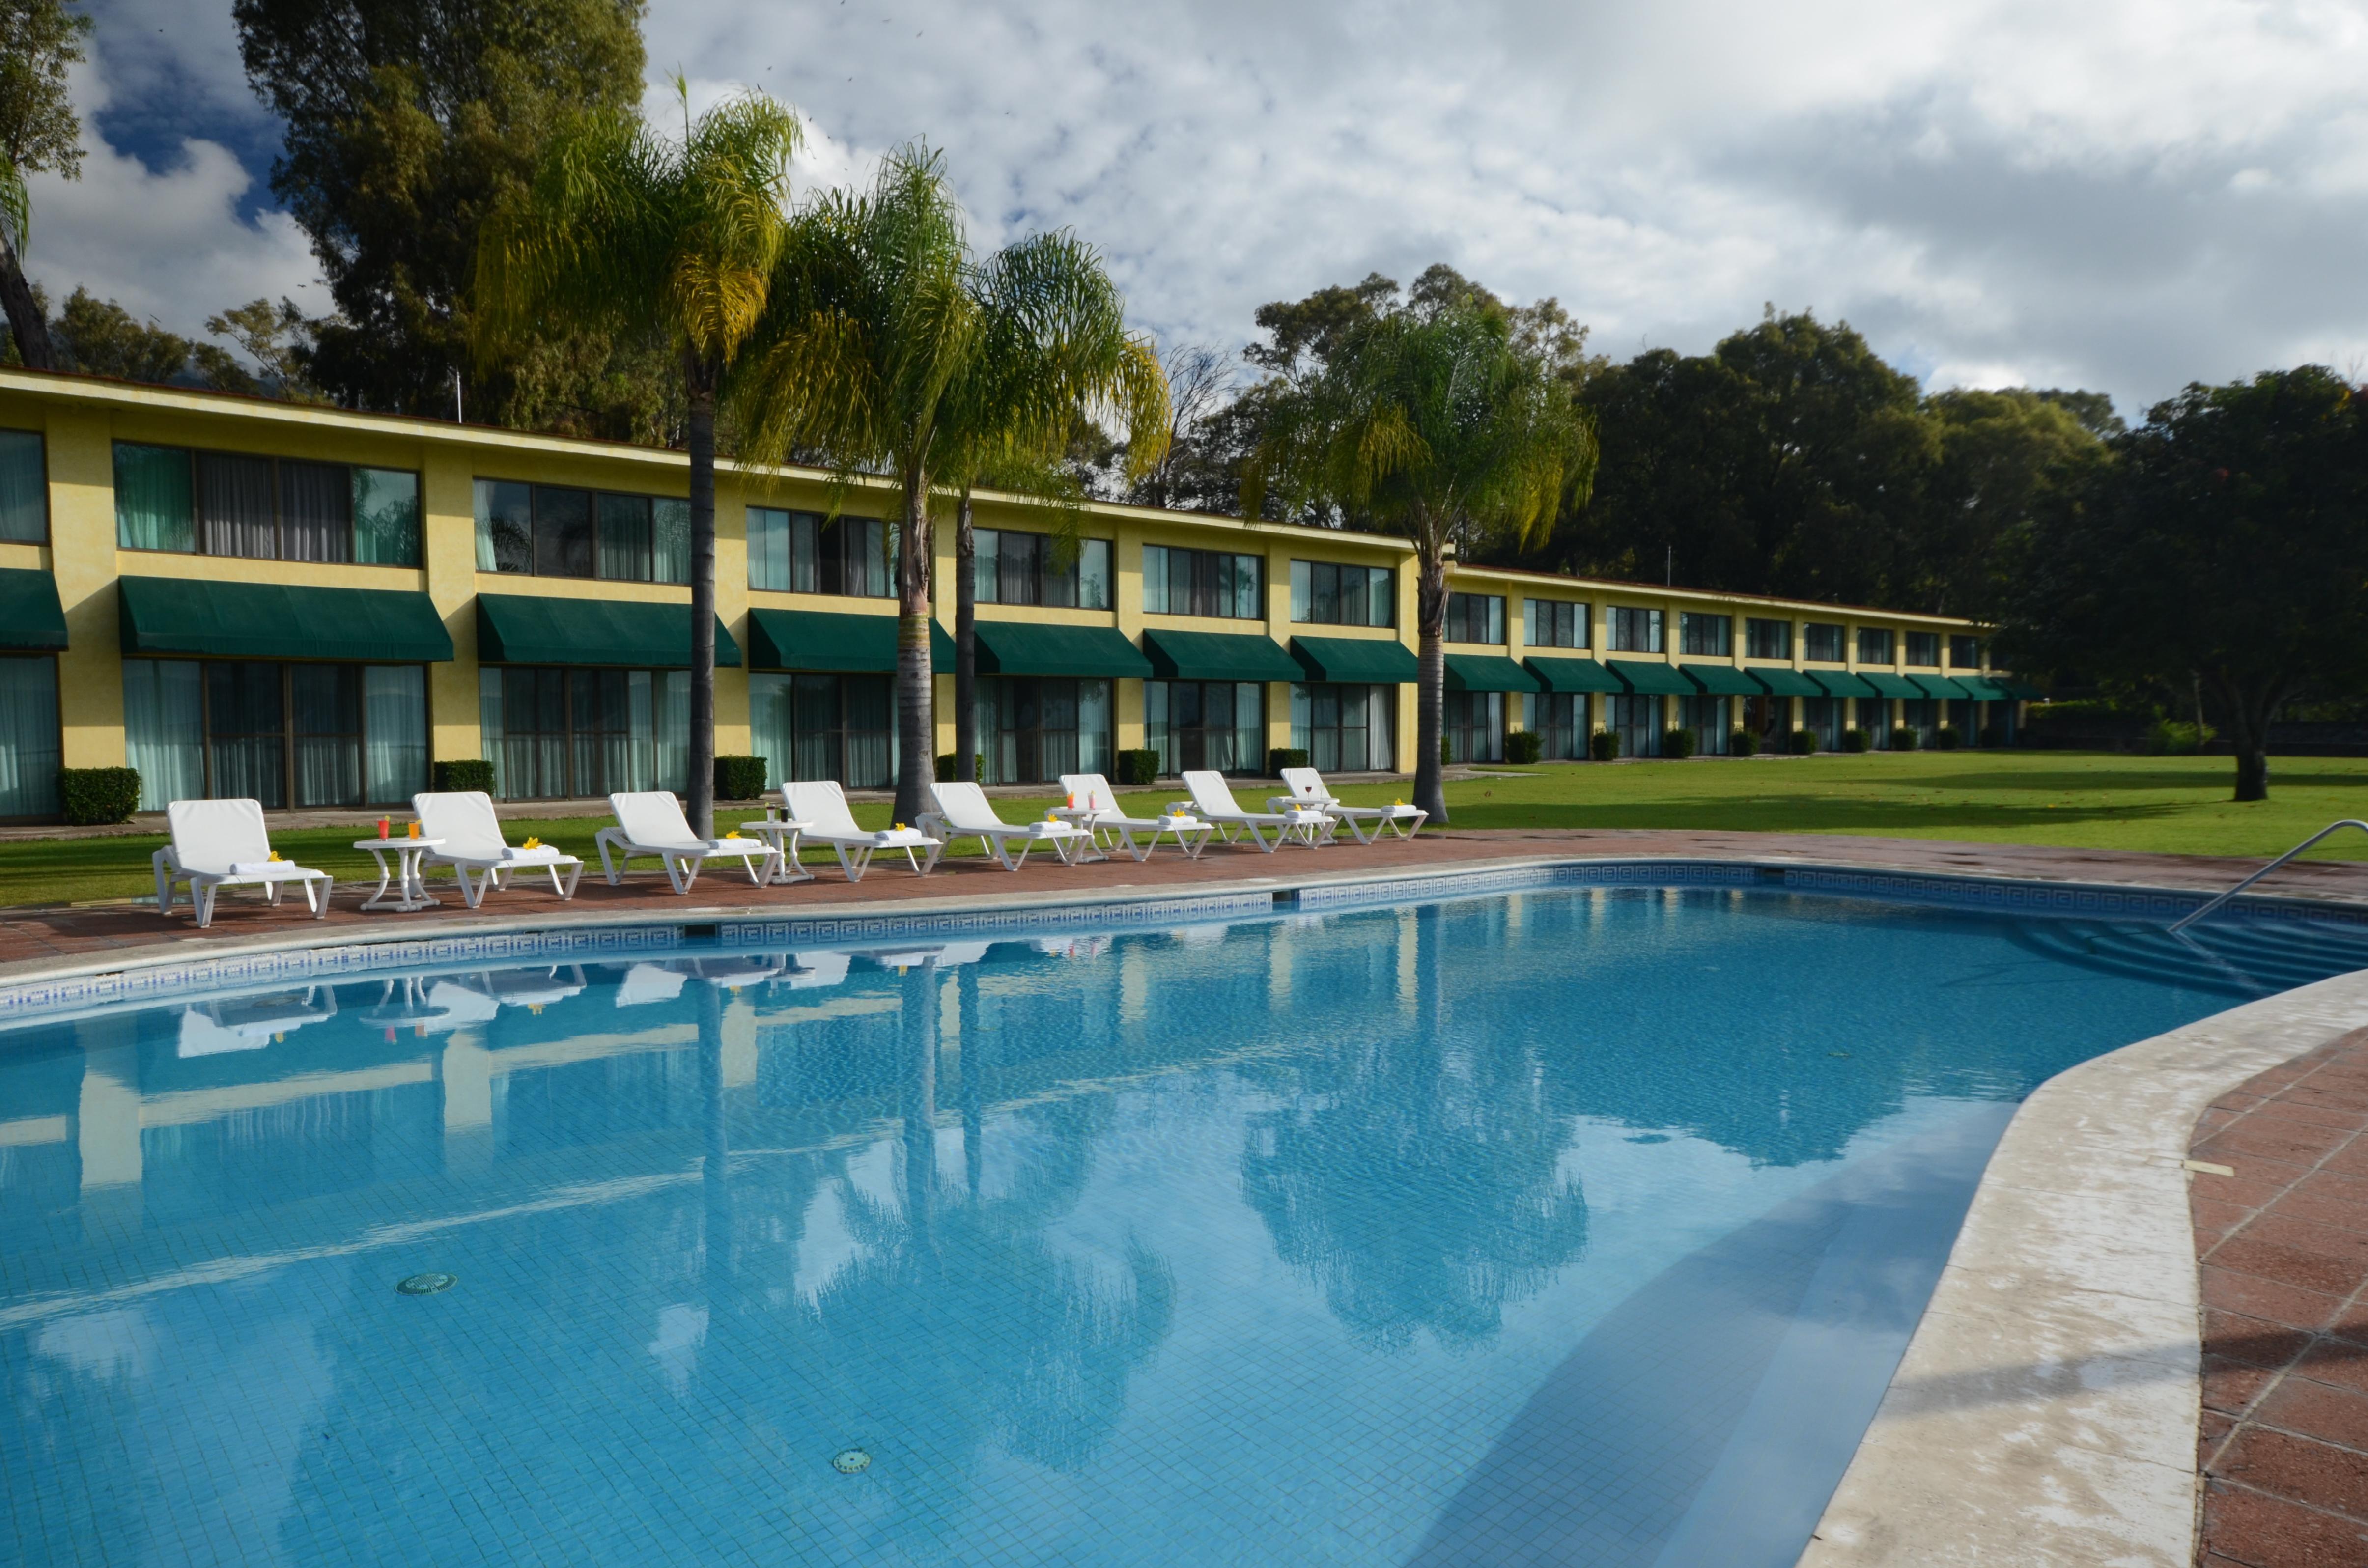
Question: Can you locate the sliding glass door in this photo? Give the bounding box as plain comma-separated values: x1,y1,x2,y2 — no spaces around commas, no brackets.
122,659,428,810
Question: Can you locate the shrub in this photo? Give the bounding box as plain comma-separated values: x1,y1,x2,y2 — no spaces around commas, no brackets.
1890,725,1921,752
58,766,140,825
2145,719,2214,755
713,755,768,800
1978,723,2007,748
431,759,496,795
1503,729,1544,764
1729,728,1761,757
1588,728,1621,761
1933,725,1962,750
1663,726,1698,759
1268,746,1310,776
1786,728,1817,755
934,752,989,782
1840,727,1871,753
1115,748,1160,787
1440,735,1453,766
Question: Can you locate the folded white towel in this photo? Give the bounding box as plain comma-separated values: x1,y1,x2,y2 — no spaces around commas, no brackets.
872,828,933,847
707,838,768,855
1026,820,1080,838
231,861,312,877
500,845,565,865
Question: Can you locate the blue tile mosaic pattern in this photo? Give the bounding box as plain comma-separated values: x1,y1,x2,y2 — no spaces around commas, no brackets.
6,883,2368,1567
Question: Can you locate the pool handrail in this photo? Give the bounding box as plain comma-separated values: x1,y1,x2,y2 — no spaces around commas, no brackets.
2169,818,2368,932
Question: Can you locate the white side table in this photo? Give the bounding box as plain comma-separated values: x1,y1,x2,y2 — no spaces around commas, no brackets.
1047,805,1112,863
355,837,445,912
735,818,816,885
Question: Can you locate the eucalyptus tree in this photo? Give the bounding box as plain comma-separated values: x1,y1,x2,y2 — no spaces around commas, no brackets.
0,0,90,369
474,86,800,838
734,145,1166,822
1247,299,1595,823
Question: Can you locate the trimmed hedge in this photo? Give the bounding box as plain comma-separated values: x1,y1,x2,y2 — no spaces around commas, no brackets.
1115,748,1160,787
432,759,496,795
1588,728,1621,761
934,752,987,782
1890,725,1921,752
1663,727,1698,759
1933,725,1962,750
58,767,140,826
1840,727,1871,753
1978,723,2007,748
1440,735,1453,766
1267,747,1310,776
714,755,768,801
1503,730,1544,764
1729,728,1762,757
1786,728,1817,755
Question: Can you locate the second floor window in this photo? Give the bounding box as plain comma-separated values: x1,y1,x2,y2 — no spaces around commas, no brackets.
1905,631,1940,667
1858,627,1895,665
1443,592,1504,644
1290,560,1395,626
747,507,894,597
1608,606,1663,653
1746,617,1791,660
976,529,1111,608
478,480,690,583
1143,544,1261,619
0,429,45,542
117,442,421,565
1679,612,1731,656
1804,622,1845,662
1949,634,1984,669
1524,598,1586,648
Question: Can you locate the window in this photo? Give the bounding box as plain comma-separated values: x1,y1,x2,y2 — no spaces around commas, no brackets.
1905,631,1940,668
1608,606,1663,653
1443,691,1503,763
975,529,1111,609
746,507,895,597
1443,592,1503,644
1678,695,1729,755
1745,618,1791,660
1523,599,1586,648
0,657,58,815
750,673,895,790
980,678,1113,783
476,480,689,584
1857,627,1894,665
115,443,420,564
1524,692,1582,759
1949,635,1984,669
1803,622,1845,663
0,429,47,542
1609,693,1662,756
478,665,691,799
1143,545,1261,619
1802,696,1842,750
1291,684,1396,772
1855,695,1891,745
122,659,427,810
1290,560,1395,626
1679,613,1731,657
1144,680,1261,774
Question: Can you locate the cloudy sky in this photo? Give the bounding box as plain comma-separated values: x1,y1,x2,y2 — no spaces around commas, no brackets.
26,0,2368,417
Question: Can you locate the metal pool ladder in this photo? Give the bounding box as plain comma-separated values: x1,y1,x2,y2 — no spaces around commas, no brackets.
2170,819,2368,933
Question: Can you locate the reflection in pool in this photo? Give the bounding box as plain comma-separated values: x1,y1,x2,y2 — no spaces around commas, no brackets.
2,887,2363,1567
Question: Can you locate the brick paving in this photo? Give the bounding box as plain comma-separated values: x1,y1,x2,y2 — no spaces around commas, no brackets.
2192,1034,2368,1566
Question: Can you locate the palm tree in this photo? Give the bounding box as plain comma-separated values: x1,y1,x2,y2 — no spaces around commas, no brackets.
473,85,800,838
1247,300,1596,823
733,145,1167,821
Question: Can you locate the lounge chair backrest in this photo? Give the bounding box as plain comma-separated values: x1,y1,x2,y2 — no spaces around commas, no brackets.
1059,773,1120,815
1183,770,1248,818
167,798,270,874
609,791,702,848
1279,768,1335,805
928,781,1009,832
413,791,508,859
783,780,861,835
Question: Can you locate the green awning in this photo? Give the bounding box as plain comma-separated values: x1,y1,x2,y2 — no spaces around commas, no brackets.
1908,673,1970,699
0,569,67,651
1861,672,1923,699
1141,628,1301,683
1745,666,1821,697
1290,635,1419,684
1525,655,1624,693
748,609,954,672
477,593,737,668
1807,669,1878,699
1953,674,2012,700
973,620,1152,679
1679,663,1763,696
121,575,453,662
1444,653,1540,693
1607,658,1694,696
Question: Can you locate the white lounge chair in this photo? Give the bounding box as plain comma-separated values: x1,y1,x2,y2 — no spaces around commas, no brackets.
594,792,781,894
1271,767,1429,844
412,790,585,908
153,798,334,928
1057,772,1216,862
1181,770,1332,852
782,780,942,882
920,781,1093,871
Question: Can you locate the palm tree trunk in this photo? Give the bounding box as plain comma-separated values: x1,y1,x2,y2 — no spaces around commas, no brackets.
1414,544,1449,823
686,375,718,839
0,237,55,370
893,464,936,826
955,491,978,783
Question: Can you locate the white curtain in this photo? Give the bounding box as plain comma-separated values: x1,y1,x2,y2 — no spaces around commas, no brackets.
0,657,58,815
748,672,792,788
1077,679,1112,773
657,670,691,792
124,660,203,809
365,665,427,803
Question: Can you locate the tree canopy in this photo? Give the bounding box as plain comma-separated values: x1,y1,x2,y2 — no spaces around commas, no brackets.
0,0,90,369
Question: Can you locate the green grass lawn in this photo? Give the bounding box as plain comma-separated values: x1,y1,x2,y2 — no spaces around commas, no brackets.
7,750,2367,908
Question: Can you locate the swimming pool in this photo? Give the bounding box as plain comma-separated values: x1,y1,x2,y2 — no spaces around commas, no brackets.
4,883,2365,1567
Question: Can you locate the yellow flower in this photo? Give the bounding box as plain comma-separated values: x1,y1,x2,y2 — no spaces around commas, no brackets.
268,850,283,861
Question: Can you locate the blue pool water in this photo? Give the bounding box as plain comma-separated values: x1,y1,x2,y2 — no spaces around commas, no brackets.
5,885,2368,1567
